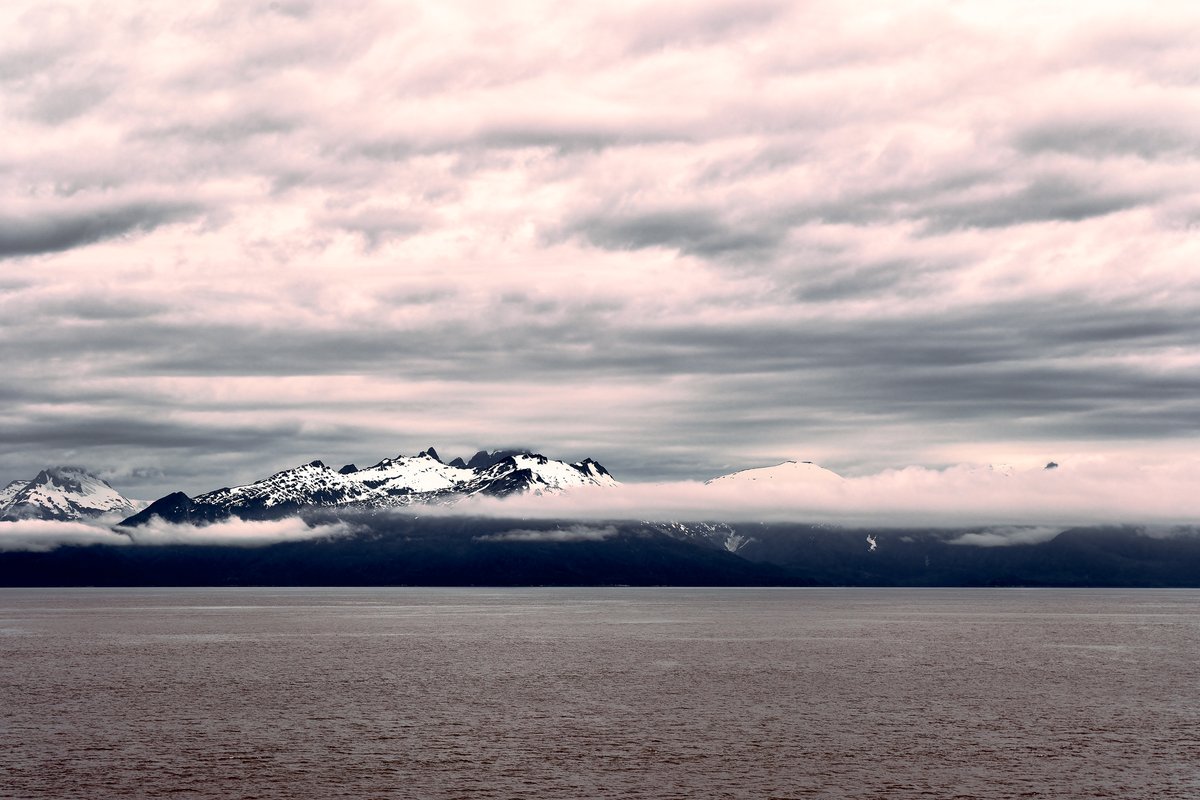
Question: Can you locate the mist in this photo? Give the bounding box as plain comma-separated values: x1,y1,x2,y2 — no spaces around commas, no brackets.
434,458,1200,527
0,515,355,553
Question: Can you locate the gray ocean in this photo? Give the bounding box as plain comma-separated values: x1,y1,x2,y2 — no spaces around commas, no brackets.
2,588,1197,799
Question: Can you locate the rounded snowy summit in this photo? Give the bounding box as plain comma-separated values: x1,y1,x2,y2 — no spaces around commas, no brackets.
705,460,844,486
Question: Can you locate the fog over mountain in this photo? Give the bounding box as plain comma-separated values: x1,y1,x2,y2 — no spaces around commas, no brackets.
448,457,1200,528
2,1,1199,502
10,450,1200,534
3,451,1199,585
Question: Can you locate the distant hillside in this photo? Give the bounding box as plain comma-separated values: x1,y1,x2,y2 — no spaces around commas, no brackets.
2,516,1199,587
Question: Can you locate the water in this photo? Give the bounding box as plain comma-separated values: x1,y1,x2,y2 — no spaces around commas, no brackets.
2,588,1197,799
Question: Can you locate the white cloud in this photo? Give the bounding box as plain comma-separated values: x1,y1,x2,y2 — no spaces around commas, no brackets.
948,526,1065,547
0,515,355,552
475,524,618,543
432,457,1200,527
0,519,130,552
127,516,357,547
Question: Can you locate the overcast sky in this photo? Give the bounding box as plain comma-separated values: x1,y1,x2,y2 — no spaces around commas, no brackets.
2,0,1199,499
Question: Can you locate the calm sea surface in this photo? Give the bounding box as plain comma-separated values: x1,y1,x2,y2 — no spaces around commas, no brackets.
1,588,1197,799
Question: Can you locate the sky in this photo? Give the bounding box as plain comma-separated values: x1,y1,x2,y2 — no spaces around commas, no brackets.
2,0,1199,500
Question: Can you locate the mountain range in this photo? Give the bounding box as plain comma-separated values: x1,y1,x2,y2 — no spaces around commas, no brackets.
120,447,617,526
3,455,1200,587
0,453,830,558
10,451,842,527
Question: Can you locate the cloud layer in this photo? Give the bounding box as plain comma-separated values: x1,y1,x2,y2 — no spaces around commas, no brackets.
4,453,1198,554
442,458,1200,527
475,524,619,543
0,515,353,552
2,1,1199,499
0,519,130,552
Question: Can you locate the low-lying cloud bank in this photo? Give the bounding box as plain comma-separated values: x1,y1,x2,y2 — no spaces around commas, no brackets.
946,526,1066,548
475,525,619,543
127,516,357,547
0,519,131,552
437,459,1200,527
0,516,354,553
4,458,1198,553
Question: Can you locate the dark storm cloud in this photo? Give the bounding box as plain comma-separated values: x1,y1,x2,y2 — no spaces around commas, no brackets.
624,1,784,53
347,123,686,164
5,287,1196,386
474,126,652,154
795,172,1154,232
846,366,1200,421
561,171,1154,269
0,8,82,83
0,415,323,451
0,316,455,379
0,47,64,82
1074,23,1200,87
563,208,787,260
23,79,113,124
9,284,1197,485
626,301,1198,376
790,259,943,302
272,2,314,21
569,297,1200,472
1014,123,1200,160
139,114,300,144
0,377,142,408
318,207,431,249
5,292,163,322
375,287,460,307
626,369,1200,482
0,410,378,496
920,177,1150,231
0,202,204,258
1030,403,1200,440
348,138,417,162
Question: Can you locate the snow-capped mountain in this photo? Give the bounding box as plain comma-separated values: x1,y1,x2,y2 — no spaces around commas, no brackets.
704,460,844,486
1,467,137,521
122,448,617,525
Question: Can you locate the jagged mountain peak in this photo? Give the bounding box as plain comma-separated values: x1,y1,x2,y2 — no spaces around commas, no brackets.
574,458,612,479
467,449,534,470
1,466,136,521
122,447,618,526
